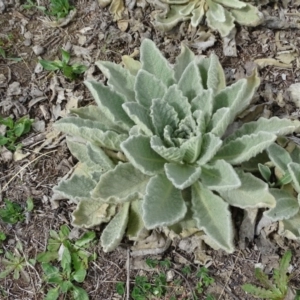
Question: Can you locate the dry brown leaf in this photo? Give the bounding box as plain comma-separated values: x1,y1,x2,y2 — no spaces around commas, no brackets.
117,19,129,32
109,0,125,21
254,58,292,69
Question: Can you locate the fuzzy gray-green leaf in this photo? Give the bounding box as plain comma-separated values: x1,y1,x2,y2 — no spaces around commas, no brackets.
55,117,128,151
135,70,167,108
150,136,186,162
54,174,96,201
96,61,136,102
163,85,191,120
101,202,130,252
84,81,134,130
174,43,195,82
178,61,203,101
287,162,300,193
208,107,231,137
264,189,299,221
230,3,263,26
70,106,126,133
140,39,175,87
214,132,277,165
267,143,292,173
197,133,223,166
181,134,203,163
206,7,235,38
219,169,276,209
121,135,166,175
122,102,154,136
150,98,179,137
127,200,146,241
192,181,234,252
191,89,213,123
225,117,297,144
143,174,187,229
92,163,150,202
164,163,201,189
201,159,241,191
72,200,116,228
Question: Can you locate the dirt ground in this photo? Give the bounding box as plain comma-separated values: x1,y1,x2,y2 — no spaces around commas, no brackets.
1,0,300,299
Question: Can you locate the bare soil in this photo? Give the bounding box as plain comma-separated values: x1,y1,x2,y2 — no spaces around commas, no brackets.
1,0,300,299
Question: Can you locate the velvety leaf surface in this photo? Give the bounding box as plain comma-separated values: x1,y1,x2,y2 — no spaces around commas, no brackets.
135,70,167,108
174,43,195,82
127,200,146,241
53,174,96,201
96,61,136,102
72,200,116,228
92,163,150,202
267,143,292,173
164,163,201,189
219,169,276,208
288,162,300,193
142,174,187,229
122,102,154,136
101,202,130,252
121,135,166,175
140,39,175,87
84,81,134,130
214,132,277,165
192,182,234,252
264,189,299,221
201,159,241,191
178,61,203,101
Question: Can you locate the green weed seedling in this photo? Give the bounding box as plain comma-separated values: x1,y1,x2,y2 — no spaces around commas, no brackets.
0,116,33,151
0,232,6,254
23,0,73,19
48,0,74,19
0,240,35,282
0,198,34,224
196,267,215,295
22,0,47,12
39,49,87,80
116,259,215,300
242,250,297,299
37,225,96,300
0,46,22,62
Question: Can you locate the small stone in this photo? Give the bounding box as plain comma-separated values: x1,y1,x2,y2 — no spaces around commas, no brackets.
0,0,6,13
24,31,33,39
23,39,31,46
32,45,45,55
34,62,43,73
7,81,21,96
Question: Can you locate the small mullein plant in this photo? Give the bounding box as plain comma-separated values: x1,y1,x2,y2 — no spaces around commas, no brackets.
52,38,300,253
152,0,263,37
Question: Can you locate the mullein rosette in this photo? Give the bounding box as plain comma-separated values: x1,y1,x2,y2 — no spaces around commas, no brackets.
53,39,300,253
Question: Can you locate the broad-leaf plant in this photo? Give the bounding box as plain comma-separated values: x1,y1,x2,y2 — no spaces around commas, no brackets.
53,39,300,253
153,0,263,37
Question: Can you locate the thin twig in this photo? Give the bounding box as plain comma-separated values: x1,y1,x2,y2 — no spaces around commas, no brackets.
126,249,130,300
172,268,196,300
1,150,57,192
218,250,241,300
